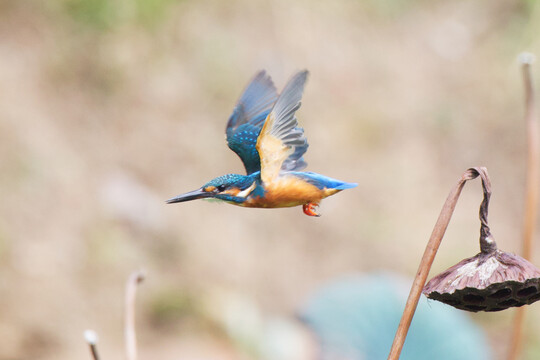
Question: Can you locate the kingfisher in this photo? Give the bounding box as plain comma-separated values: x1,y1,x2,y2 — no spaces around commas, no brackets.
166,70,357,216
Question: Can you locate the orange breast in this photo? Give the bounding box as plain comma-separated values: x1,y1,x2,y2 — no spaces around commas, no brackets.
244,176,339,208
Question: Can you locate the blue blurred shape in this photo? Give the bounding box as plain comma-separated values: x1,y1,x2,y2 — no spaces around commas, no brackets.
298,273,492,360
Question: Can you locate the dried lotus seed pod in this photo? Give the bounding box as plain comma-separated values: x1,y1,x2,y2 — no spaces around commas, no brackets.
423,248,540,312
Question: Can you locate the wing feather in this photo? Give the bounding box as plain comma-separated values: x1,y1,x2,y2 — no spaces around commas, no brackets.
256,71,309,183
226,71,278,174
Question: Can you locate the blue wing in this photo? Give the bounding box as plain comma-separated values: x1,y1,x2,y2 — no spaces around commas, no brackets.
226,70,310,175
226,71,278,174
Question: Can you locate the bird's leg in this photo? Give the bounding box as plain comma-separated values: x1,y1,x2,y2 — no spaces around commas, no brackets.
303,203,321,217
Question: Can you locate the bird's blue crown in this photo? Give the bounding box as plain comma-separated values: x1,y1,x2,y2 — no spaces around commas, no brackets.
203,173,256,190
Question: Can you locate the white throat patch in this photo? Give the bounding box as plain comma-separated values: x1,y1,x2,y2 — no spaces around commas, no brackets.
237,182,256,198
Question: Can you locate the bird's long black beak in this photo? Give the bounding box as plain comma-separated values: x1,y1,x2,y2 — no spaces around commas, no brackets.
166,188,214,204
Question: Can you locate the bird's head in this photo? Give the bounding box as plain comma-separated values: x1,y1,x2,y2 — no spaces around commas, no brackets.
166,174,256,204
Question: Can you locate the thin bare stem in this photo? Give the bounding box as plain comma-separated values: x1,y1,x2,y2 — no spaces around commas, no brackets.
521,53,539,260
84,329,101,360
387,167,485,360
125,270,145,360
507,53,539,360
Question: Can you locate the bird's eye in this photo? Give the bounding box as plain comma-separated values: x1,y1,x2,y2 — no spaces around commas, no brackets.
217,185,226,192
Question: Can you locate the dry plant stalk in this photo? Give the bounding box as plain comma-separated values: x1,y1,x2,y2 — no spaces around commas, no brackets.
125,270,145,360
507,53,539,360
387,168,482,360
389,54,540,360
84,329,100,360
84,270,146,360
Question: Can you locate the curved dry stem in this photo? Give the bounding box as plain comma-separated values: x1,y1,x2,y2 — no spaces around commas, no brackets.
507,53,539,360
475,167,497,253
125,270,145,360
387,167,489,360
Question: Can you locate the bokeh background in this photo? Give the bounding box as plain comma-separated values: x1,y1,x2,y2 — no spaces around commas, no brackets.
1,0,540,358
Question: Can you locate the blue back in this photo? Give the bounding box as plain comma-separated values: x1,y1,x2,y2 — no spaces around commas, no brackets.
289,171,357,190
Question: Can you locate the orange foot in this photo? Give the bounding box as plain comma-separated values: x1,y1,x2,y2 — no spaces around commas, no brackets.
303,203,321,217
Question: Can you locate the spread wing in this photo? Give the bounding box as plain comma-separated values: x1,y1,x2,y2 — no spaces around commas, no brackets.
256,70,309,184
226,71,278,174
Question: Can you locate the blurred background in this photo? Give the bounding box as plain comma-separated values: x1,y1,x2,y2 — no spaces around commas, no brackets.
1,0,540,358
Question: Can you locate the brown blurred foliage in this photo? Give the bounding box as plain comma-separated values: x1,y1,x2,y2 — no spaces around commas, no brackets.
1,0,540,358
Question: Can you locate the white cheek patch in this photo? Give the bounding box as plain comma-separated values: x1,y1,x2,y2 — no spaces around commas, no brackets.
236,183,256,198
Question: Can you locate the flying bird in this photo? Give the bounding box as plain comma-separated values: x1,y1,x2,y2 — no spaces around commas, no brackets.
167,70,357,216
